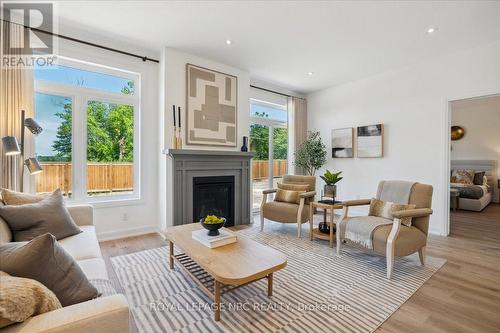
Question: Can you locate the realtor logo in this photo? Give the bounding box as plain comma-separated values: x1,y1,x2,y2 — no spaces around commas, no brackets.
1,2,57,68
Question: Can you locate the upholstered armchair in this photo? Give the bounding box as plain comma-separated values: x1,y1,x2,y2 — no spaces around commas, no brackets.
260,175,316,237
336,181,433,278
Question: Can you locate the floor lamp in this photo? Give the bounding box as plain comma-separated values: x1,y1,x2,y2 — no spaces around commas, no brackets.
1,110,44,191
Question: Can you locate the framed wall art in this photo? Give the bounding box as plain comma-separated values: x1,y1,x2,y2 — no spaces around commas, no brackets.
331,127,354,158
357,124,384,158
186,63,237,147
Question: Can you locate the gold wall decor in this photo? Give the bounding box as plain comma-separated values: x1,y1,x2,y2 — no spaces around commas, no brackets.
186,64,237,147
451,126,465,141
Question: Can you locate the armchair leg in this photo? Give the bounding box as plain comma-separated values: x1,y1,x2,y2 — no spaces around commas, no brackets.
386,254,394,279
260,211,264,232
297,220,301,238
418,246,426,266
336,232,341,255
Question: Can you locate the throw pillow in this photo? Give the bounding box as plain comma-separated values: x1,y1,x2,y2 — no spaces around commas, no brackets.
0,189,81,241
0,271,62,328
483,175,489,187
369,198,416,227
0,233,100,306
473,172,485,185
274,188,305,204
277,183,311,203
452,169,474,185
0,188,49,206
277,183,309,192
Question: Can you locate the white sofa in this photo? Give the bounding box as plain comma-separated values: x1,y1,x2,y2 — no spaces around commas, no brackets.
0,205,130,333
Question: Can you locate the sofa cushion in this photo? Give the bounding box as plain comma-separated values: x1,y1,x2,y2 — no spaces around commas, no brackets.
0,233,99,307
77,258,108,281
262,201,309,224
0,271,61,328
59,226,102,261
0,190,81,241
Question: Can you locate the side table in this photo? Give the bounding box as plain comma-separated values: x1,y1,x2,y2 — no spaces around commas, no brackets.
309,201,343,247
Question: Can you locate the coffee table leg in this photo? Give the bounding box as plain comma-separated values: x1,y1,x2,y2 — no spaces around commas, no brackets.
214,280,221,321
169,241,174,269
267,273,273,297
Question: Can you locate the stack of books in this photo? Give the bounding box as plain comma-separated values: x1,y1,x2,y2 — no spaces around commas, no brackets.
191,228,237,248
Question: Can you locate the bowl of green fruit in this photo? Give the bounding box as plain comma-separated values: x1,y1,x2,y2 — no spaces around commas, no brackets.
200,215,226,236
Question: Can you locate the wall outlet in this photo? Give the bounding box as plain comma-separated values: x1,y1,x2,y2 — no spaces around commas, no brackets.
122,213,128,222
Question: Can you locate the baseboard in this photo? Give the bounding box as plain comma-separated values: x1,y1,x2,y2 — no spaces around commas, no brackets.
97,225,160,241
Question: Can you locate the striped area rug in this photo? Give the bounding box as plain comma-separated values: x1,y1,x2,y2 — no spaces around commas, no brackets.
110,225,445,333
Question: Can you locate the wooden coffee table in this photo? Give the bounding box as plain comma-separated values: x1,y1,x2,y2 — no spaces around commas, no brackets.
164,223,287,321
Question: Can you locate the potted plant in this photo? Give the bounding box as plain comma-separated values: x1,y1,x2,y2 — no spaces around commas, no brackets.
294,130,327,176
320,170,343,199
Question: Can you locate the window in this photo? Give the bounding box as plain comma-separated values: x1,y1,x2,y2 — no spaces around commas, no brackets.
34,58,140,202
249,95,289,210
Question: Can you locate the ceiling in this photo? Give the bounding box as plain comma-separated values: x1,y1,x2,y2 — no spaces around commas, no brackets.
54,1,500,94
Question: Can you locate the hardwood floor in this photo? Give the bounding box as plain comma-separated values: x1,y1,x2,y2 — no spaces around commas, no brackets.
100,204,500,333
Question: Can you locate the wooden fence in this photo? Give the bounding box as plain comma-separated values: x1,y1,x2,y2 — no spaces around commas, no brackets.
36,162,133,195
37,160,286,194
251,160,287,180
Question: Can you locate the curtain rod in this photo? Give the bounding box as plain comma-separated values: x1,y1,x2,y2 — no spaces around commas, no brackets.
250,84,304,99
0,19,159,63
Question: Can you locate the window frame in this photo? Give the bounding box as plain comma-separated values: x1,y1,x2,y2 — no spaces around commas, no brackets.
33,56,141,204
249,97,289,212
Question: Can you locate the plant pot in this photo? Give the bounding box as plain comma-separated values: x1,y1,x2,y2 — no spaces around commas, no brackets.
200,218,226,236
324,184,337,198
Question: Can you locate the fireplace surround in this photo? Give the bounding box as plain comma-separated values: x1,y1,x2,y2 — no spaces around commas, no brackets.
164,149,253,227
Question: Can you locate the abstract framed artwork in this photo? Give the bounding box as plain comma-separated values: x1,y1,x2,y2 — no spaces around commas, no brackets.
357,124,384,158
186,63,237,147
331,127,354,158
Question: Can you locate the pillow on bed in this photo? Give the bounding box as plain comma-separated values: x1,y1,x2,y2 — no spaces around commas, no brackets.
452,170,474,185
473,172,485,185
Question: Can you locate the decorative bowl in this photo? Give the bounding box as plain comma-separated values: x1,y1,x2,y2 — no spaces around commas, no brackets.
200,218,226,236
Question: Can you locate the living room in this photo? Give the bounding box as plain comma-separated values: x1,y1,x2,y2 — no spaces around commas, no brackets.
1,1,499,332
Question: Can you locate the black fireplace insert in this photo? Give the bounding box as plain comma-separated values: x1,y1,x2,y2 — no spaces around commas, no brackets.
193,176,235,227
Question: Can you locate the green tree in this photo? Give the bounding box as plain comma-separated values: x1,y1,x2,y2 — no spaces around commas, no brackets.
52,81,134,163
294,130,327,175
51,99,72,161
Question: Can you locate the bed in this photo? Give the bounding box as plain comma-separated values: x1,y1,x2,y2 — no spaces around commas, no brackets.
450,160,497,212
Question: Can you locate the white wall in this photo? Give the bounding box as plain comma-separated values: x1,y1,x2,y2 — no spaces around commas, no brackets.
54,30,160,241
451,95,500,202
307,41,500,235
159,48,250,230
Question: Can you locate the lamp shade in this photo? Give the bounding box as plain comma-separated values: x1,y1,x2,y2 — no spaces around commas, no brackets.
2,136,21,155
25,158,43,175
24,118,43,135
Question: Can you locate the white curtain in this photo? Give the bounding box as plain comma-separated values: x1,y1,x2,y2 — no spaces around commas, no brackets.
288,97,307,175
0,21,34,191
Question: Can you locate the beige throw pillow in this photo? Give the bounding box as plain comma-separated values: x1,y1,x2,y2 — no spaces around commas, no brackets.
451,170,475,185
274,188,305,205
0,188,49,206
277,183,310,203
369,198,416,227
277,183,309,192
0,271,62,328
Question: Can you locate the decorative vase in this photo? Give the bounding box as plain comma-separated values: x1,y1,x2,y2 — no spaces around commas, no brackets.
324,184,336,198
240,136,248,152
318,222,330,234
